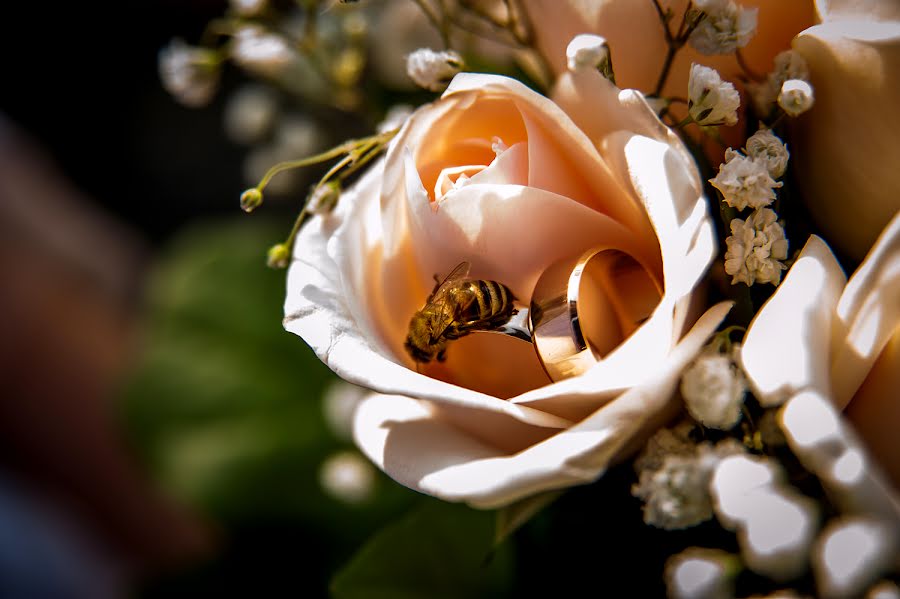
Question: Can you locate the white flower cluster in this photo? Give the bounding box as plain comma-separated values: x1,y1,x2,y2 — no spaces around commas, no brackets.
633,426,744,530
724,208,789,286
689,0,758,56
688,64,741,126
712,129,791,286
406,48,464,92
680,346,746,430
749,50,814,118
159,39,221,107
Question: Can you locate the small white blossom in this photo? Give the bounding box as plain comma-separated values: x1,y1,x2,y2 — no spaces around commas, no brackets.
322,381,367,441
724,208,789,286
737,487,819,581
813,517,897,599
681,351,746,430
689,1,758,55
633,439,743,530
745,129,789,179
231,25,295,77
566,34,614,82
711,152,782,210
634,421,698,473
688,64,741,126
159,39,220,107
778,79,815,116
868,581,900,599
749,50,810,116
406,48,463,92
665,547,737,599
224,85,278,144
230,0,266,16
319,450,376,504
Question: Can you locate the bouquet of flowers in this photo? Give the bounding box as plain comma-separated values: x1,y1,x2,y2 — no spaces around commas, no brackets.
159,0,899,596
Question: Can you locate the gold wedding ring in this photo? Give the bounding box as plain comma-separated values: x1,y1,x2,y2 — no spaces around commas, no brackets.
486,247,657,382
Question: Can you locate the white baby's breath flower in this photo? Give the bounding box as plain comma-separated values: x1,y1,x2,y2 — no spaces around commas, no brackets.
231,25,295,77
634,421,697,473
737,486,819,581
711,152,782,210
868,581,900,599
778,79,815,116
406,48,463,92
159,39,220,107
665,547,737,599
745,129,789,179
633,439,744,530
681,351,746,430
319,450,376,504
230,0,266,16
724,208,789,286
689,1,758,56
749,50,810,116
224,85,278,144
813,517,898,599
688,64,740,126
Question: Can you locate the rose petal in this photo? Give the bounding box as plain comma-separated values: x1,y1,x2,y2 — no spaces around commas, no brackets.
741,235,848,406
284,163,571,440
793,20,900,258
355,302,732,508
831,212,900,407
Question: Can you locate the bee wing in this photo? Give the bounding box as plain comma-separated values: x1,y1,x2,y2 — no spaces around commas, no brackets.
430,261,470,301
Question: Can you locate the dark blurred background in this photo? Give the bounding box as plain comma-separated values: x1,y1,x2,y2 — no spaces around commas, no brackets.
0,1,429,596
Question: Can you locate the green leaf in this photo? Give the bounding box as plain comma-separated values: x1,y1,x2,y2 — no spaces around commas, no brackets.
331,501,514,599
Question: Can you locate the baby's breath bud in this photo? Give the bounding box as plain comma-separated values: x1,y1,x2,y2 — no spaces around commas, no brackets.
266,242,291,269
240,187,263,212
745,129,789,179
749,50,809,116
710,151,781,210
159,39,220,107
688,64,740,126
307,181,341,215
778,79,815,116
231,25,294,77
724,208,789,286
665,547,738,599
566,34,615,83
681,351,746,430
689,1,758,56
406,48,463,92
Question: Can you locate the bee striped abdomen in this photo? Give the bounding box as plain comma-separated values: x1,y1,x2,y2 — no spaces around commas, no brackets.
457,280,513,325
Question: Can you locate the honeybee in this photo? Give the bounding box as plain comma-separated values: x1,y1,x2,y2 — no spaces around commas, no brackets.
405,261,517,364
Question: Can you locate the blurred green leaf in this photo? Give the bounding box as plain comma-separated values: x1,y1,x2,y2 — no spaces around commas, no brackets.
119,218,417,534
331,501,514,599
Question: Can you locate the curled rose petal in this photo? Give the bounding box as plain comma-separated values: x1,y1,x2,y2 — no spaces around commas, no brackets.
285,72,723,505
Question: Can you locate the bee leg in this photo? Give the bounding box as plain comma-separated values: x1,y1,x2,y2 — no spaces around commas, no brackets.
437,348,447,362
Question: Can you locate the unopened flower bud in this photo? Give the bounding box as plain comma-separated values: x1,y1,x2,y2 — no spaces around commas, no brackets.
566,34,615,83
307,181,341,215
406,48,463,92
778,79,814,116
266,242,291,269
688,64,740,126
240,187,263,212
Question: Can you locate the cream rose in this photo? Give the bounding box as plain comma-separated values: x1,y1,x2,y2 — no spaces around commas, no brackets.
741,212,900,486
284,71,729,508
791,1,900,259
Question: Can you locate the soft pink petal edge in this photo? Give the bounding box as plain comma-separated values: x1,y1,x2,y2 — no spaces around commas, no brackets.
354,301,733,508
